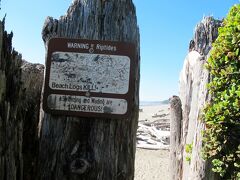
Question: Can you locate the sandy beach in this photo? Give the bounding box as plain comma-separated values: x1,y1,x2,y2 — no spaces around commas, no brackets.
135,149,170,180
134,103,170,180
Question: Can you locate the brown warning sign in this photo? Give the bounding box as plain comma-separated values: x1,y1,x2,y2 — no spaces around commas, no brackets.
43,38,136,118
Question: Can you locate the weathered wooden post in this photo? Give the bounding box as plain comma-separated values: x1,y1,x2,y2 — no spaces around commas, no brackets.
0,18,44,180
177,17,221,180
0,19,23,180
170,96,183,180
37,0,140,179
21,61,44,180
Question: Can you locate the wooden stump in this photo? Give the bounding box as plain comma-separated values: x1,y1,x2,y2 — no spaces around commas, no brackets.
0,19,23,180
0,19,44,179
37,0,140,180
21,61,44,180
170,96,183,180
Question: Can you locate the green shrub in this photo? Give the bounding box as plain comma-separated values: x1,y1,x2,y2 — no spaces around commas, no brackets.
203,4,240,179
185,143,193,163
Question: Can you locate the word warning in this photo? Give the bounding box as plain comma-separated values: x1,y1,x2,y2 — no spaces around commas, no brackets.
43,38,135,118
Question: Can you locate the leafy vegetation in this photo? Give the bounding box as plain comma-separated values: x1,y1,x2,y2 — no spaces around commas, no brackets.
185,143,193,163
203,4,240,179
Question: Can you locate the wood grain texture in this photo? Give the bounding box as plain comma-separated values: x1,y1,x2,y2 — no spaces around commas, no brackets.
21,61,44,180
178,17,221,180
0,18,44,180
38,0,140,179
170,96,183,180
0,19,23,180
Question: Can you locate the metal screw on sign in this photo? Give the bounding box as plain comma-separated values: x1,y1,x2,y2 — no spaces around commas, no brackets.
89,48,94,54
85,91,91,97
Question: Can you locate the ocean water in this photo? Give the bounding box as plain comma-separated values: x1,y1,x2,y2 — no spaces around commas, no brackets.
140,100,169,107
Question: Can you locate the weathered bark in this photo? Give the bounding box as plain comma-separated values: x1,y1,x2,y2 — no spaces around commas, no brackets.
0,19,23,180
21,61,44,180
0,18,44,180
178,17,222,180
170,96,183,180
38,0,140,180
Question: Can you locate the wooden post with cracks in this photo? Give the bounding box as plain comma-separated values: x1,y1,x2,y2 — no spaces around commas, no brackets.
170,96,183,180
0,18,44,180
0,18,23,180
37,0,140,180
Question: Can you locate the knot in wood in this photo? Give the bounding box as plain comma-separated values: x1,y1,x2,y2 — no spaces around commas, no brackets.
70,158,89,175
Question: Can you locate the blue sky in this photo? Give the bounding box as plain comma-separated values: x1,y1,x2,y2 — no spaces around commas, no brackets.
1,0,239,101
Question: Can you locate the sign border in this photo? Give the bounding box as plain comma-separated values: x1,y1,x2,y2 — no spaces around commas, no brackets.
43,38,136,119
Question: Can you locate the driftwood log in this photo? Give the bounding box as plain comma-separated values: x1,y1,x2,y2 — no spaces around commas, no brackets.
21,61,44,180
0,19,23,180
37,0,140,180
0,19,44,180
179,17,221,180
170,17,222,180
170,96,182,180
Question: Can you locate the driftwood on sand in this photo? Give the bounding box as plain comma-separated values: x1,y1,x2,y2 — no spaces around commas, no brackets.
137,105,170,150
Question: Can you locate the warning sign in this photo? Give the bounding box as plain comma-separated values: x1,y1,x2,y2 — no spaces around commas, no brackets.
43,38,135,118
